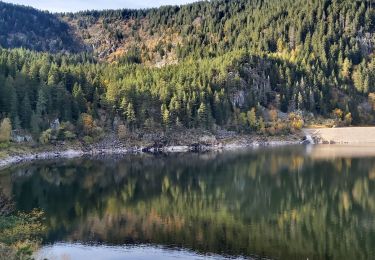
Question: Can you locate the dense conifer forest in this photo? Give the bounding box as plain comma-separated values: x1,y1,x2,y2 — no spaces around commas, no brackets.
0,0,374,143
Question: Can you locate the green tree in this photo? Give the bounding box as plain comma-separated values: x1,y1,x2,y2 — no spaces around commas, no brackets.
341,58,352,80
73,83,86,113
161,104,170,128
9,85,19,129
247,108,257,131
30,112,41,136
20,94,31,129
126,103,136,129
197,102,208,128
36,87,48,116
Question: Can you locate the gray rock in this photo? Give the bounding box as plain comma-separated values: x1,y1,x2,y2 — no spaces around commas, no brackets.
50,118,60,131
11,130,33,143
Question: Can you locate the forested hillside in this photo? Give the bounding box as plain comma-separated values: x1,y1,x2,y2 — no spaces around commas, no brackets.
0,2,83,53
0,0,374,144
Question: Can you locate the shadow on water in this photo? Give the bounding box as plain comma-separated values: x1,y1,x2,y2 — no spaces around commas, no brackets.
1,145,375,259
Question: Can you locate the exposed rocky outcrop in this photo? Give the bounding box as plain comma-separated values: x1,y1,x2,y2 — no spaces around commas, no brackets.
11,130,33,143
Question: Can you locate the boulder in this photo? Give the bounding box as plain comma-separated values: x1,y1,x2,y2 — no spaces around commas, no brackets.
11,130,33,143
301,134,314,145
50,118,60,131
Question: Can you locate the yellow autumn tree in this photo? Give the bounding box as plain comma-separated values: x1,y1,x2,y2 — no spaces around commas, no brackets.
80,113,95,135
0,118,12,143
341,58,351,80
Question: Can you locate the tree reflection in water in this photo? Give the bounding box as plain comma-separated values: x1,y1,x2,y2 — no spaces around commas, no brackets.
1,146,375,259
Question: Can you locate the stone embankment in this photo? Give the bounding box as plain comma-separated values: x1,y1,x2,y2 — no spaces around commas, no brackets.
0,134,301,169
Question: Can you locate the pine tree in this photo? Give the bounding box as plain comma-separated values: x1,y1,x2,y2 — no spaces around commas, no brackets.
341,58,351,80
297,92,304,110
20,94,31,129
0,75,7,113
197,102,208,128
30,112,41,136
9,85,18,128
126,103,136,129
161,104,170,128
73,83,86,113
36,87,48,116
47,65,59,86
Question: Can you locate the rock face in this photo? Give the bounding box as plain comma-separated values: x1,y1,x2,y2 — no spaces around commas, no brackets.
50,119,60,131
11,130,33,143
230,90,246,108
301,134,314,145
88,133,127,154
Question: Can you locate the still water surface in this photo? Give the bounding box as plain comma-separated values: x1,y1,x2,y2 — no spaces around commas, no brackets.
1,145,375,259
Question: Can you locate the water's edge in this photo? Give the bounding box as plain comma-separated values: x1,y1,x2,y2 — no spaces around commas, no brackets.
0,139,300,170
34,243,251,260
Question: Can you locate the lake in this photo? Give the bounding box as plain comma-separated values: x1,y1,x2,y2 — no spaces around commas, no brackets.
1,145,375,259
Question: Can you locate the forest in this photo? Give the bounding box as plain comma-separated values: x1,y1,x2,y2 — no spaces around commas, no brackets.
0,0,374,143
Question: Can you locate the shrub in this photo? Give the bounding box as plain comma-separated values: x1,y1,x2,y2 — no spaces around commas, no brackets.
0,142,10,149
269,109,278,122
344,113,352,126
82,136,94,144
64,131,76,140
267,126,276,136
61,121,75,132
56,129,65,140
247,108,257,130
275,120,289,134
288,113,304,131
333,108,343,121
92,126,104,139
258,117,266,134
39,129,52,144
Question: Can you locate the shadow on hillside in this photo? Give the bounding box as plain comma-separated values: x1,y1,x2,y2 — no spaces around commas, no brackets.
0,2,88,53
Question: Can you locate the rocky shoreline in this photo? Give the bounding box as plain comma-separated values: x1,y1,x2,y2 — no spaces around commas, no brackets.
0,136,301,170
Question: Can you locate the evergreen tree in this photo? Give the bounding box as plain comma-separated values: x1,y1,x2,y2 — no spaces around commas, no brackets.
73,83,86,113
20,94,32,129
0,0,373,136
197,102,208,128
126,103,136,129
161,104,170,128
9,85,18,128
30,112,41,136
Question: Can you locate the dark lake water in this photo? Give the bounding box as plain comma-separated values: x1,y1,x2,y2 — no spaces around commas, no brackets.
1,145,375,259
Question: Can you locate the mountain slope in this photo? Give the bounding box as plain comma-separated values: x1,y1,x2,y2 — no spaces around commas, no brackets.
0,0,374,142
62,0,375,66
0,1,84,53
